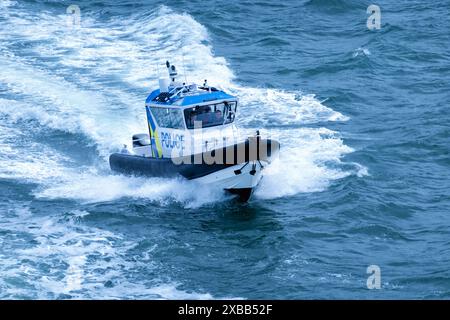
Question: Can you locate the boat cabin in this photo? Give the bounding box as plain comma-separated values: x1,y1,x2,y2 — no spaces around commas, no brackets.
139,62,239,159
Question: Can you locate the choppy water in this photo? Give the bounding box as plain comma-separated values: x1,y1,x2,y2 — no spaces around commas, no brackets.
0,0,449,299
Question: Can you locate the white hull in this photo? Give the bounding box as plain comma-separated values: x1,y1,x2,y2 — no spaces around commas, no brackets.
195,160,266,200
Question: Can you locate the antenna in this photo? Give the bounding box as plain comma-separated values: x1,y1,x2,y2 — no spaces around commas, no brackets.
166,60,177,83
182,52,188,85
156,60,160,78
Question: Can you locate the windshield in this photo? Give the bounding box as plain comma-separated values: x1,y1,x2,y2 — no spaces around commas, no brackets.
151,107,185,129
184,101,237,129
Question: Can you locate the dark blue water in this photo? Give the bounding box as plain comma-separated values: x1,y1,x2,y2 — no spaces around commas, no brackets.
1,0,449,299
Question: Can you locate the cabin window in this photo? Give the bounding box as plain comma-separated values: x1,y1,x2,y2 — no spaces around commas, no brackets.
184,101,237,129
151,107,185,129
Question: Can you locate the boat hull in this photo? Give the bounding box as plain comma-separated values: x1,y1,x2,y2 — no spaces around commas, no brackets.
109,138,279,201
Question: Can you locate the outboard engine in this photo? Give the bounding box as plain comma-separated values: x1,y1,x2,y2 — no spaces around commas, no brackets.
132,133,150,148
132,133,151,157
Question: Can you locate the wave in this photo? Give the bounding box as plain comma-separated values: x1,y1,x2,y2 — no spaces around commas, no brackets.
0,205,236,299
0,3,365,205
304,0,369,12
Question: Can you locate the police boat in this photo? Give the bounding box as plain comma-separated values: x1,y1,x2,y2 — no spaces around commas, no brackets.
109,61,280,201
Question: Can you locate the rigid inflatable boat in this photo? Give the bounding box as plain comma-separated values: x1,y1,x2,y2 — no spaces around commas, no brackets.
109,61,280,201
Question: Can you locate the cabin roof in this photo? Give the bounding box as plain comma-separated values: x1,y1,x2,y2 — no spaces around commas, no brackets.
145,86,236,107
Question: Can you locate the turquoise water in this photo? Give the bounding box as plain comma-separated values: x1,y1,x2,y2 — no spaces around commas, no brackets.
0,0,449,299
